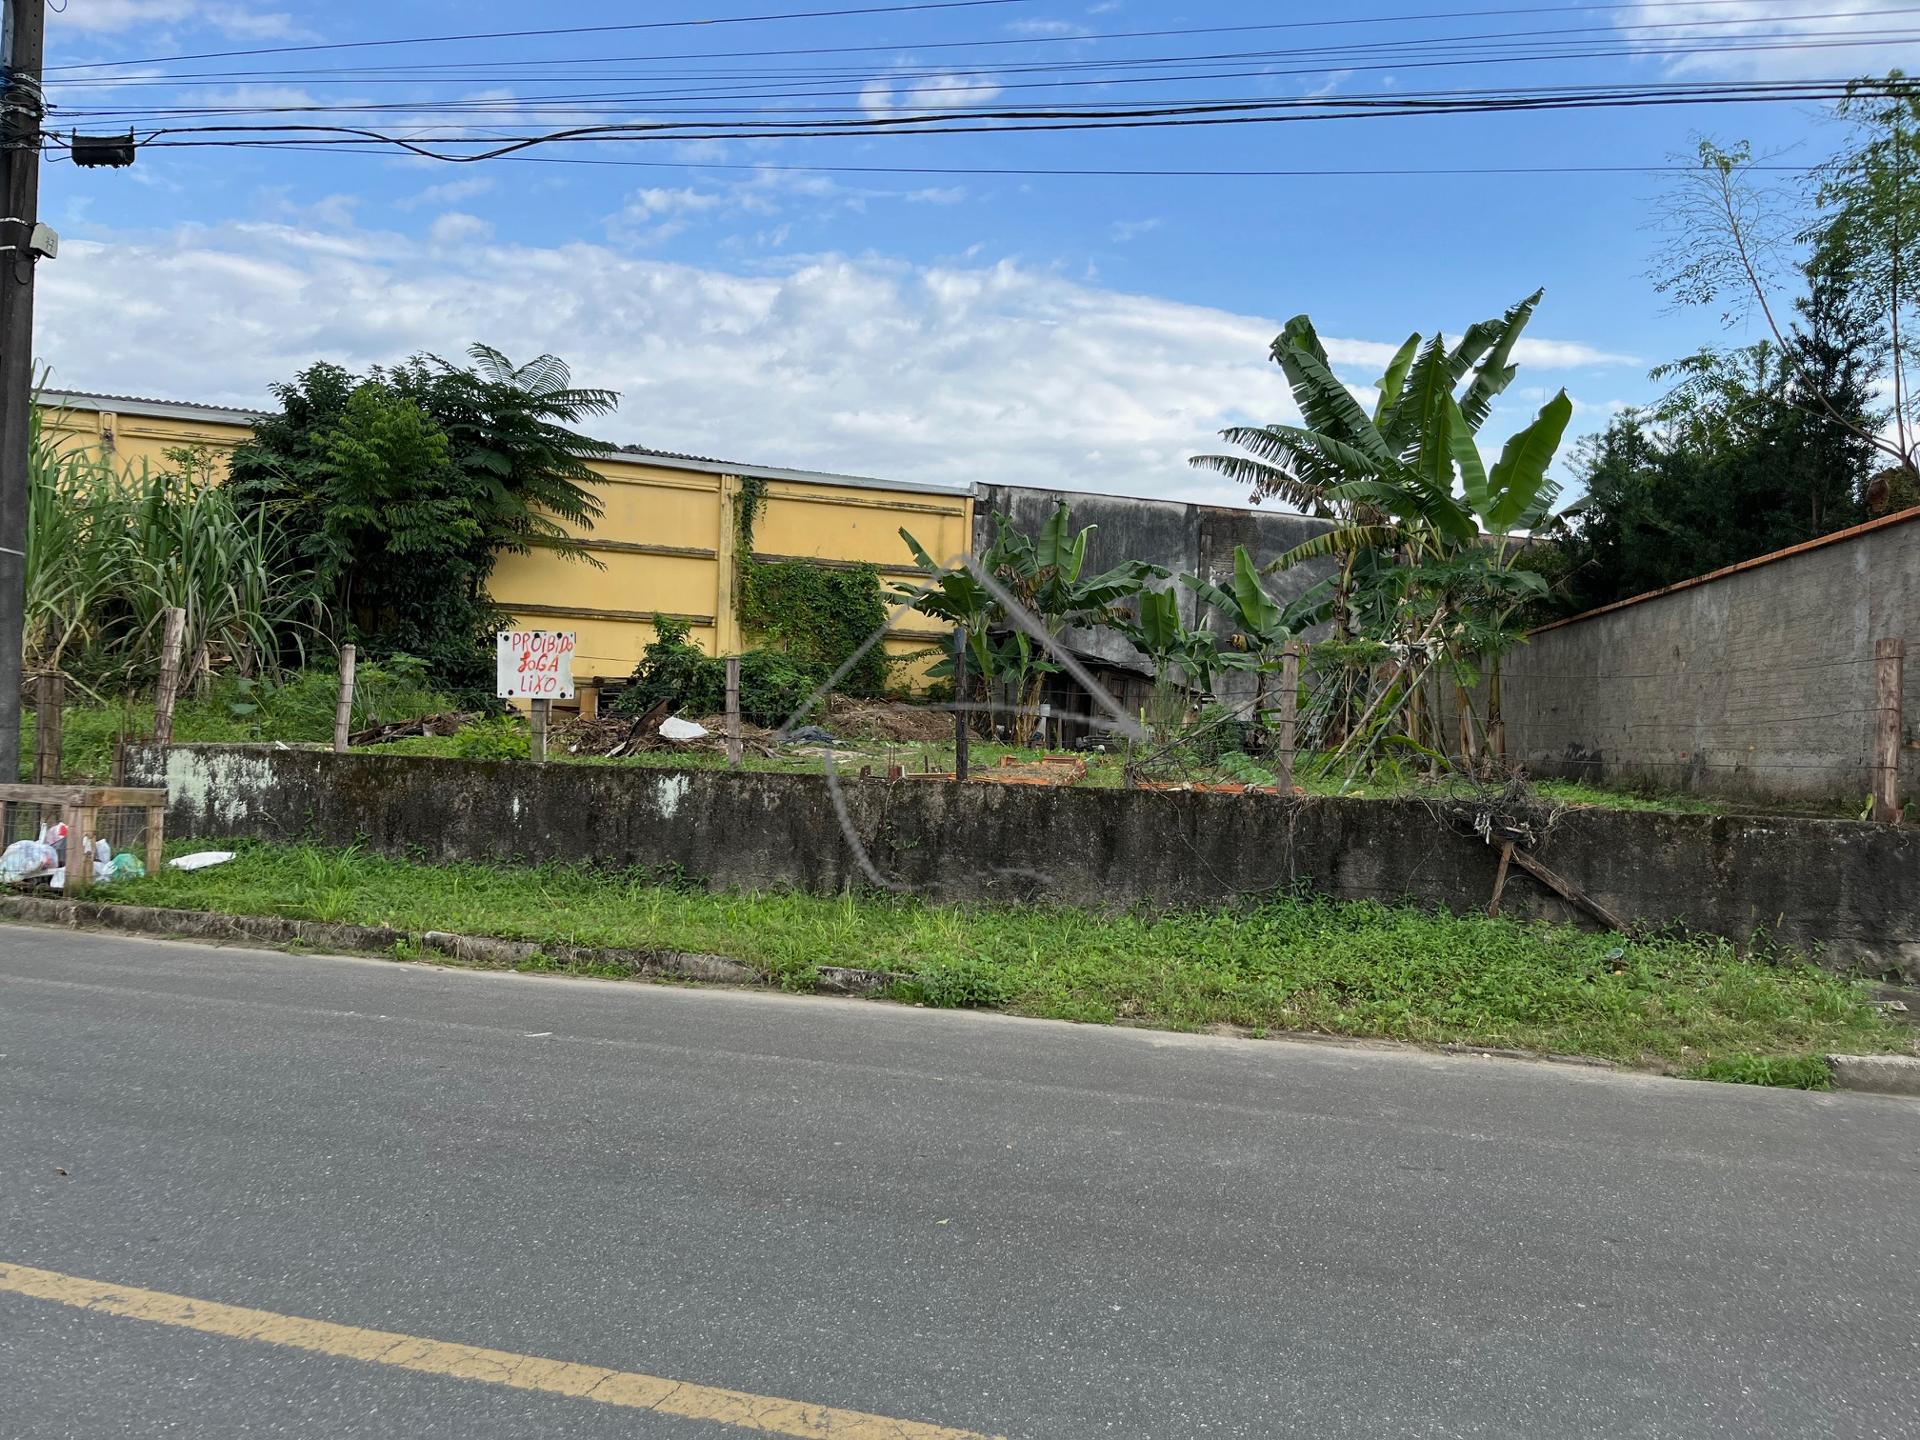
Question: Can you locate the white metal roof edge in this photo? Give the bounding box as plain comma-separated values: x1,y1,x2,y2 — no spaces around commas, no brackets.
41,389,974,500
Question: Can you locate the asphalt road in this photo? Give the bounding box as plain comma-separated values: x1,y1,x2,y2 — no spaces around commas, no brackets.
2,928,1917,1439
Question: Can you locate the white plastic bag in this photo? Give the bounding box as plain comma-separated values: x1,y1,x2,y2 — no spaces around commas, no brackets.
168,851,236,872
659,717,709,741
0,839,59,883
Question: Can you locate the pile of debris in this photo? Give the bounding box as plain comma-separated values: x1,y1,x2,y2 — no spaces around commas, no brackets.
826,697,954,743
348,712,470,746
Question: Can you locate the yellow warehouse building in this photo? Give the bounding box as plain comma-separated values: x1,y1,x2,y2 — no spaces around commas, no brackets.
37,390,971,696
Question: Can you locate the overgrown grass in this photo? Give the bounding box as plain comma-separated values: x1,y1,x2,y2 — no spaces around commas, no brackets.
21,665,458,780
1683,1054,1836,1089
359,729,1763,816
110,840,1910,1076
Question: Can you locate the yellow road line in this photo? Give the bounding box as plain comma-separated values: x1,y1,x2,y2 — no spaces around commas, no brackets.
0,1261,1001,1440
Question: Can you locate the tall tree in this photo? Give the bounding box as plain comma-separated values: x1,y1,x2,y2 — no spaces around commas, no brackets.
226,347,615,696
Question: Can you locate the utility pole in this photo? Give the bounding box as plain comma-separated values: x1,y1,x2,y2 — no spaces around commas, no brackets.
0,0,46,784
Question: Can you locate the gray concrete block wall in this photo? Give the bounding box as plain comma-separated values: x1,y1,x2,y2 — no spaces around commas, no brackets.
973,484,1337,698
137,745,1920,979
1500,512,1920,803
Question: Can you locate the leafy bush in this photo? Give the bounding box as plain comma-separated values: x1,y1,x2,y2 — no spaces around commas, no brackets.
612,616,827,728
448,714,531,761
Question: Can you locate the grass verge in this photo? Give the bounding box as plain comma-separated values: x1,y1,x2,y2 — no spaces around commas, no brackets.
105,840,1910,1078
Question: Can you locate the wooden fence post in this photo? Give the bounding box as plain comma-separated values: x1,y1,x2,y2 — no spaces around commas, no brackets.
64,799,95,897
151,607,187,749
725,656,742,770
530,698,549,764
578,681,599,722
332,644,356,754
1873,636,1905,823
1277,640,1301,792
34,673,63,784
953,626,970,783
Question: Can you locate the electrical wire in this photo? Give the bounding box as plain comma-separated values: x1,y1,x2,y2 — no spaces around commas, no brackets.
38,0,1854,74
41,0,1051,72
75,75,1917,165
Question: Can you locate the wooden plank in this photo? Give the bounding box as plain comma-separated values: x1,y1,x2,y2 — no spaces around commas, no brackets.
1507,847,1633,934
152,608,187,749
144,805,165,877
530,699,549,764
34,673,63,785
1277,640,1300,792
1873,636,1905,823
953,627,970,783
333,644,356,754
63,804,95,897
1487,841,1514,917
725,656,742,771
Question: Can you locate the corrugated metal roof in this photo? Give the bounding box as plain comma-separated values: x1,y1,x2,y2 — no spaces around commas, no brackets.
40,389,972,498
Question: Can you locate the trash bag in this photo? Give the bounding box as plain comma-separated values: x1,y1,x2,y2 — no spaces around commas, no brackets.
0,839,59,883
106,853,145,882
168,851,236,872
659,716,709,741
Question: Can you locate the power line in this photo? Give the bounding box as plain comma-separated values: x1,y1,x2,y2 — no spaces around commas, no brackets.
39,0,1850,76
53,34,1920,128
92,75,1920,162
42,0,1048,72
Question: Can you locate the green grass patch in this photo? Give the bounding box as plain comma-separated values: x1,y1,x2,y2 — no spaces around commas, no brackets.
108,839,1911,1073
1683,1054,1835,1089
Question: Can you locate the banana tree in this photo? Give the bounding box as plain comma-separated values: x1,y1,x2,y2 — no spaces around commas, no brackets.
1181,543,1299,721
898,502,1157,739
1189,291,1574,775
1112,586,1221,735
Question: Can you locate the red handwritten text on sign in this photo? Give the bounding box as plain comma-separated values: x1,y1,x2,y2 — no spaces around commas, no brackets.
496,630,576,699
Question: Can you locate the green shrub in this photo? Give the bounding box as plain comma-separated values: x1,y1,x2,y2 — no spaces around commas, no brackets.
448,714,530,761
1685,1054,1833,1089
889,955,1017,1010
612,616,829,728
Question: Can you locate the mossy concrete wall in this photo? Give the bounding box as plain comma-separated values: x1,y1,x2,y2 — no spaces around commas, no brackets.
135,745,1920,982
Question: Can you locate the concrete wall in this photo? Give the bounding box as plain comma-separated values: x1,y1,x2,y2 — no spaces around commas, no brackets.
1500,510,1920,804
138,745,1920,981
975,484,1336,681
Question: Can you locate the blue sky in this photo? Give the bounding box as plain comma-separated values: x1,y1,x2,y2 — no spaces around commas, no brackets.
30,1,1920,503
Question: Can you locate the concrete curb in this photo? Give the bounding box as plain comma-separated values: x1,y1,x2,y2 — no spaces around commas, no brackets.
1825,1053,1920,1096
0,893,899,996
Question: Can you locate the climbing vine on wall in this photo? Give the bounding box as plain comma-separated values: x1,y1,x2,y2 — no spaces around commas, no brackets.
730,477,890,697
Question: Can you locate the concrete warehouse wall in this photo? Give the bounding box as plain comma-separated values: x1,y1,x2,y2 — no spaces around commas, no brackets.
975,484,1337,682
38,392,972,691
1500,509,1920,805
138,746,1920,981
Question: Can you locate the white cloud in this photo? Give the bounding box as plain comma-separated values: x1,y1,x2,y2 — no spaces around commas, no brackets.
1321,335,1636,372
1109,218,1163,243
1007,19,1090,37
428,212,493,248
860,70,1003,118
51,1,302,38
397,177,496,212
607,169,967,246
33,220,1616,506
1616,1,1920,79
